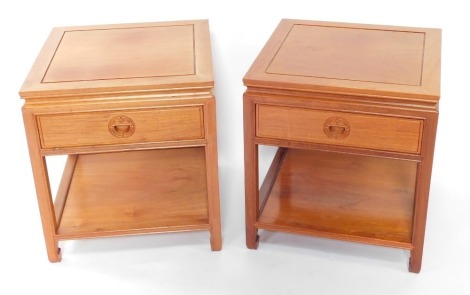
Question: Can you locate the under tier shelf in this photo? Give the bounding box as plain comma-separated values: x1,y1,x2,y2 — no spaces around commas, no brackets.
54,147,210,239
257,148,417,249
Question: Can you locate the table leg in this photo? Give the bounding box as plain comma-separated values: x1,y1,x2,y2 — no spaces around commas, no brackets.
22,108,61,262
409,163,429,273
205,99,222,251
244,94,259,249
409,162,433,273
409,115,438,273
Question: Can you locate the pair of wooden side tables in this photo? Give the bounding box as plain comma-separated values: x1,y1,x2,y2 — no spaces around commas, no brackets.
20,19,441,273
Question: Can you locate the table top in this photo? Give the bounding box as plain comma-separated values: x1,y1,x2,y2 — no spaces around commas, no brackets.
244,19,441,102
20,20,213,98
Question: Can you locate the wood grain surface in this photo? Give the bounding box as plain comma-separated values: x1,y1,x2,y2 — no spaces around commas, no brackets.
257,148,417,248
57,148,210,238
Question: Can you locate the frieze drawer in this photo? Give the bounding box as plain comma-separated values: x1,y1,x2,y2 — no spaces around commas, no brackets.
38,106,204,149
256,104,423,154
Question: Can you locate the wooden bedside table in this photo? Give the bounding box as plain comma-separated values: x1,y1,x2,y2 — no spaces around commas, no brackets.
243,19,441,273
20,20,222,262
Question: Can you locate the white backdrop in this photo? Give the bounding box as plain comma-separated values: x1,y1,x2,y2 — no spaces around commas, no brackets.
1,1,469,294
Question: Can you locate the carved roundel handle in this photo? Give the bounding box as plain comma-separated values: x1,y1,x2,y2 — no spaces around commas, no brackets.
324,117,350,139
108,115,135,138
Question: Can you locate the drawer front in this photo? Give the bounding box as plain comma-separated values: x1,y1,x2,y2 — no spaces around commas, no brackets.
256,104,422,154
38,106,204,149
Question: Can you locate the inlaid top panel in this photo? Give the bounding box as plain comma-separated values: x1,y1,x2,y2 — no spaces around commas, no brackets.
43,25,195,83
20,20,213,98
266,25,424,86
244,19,441,102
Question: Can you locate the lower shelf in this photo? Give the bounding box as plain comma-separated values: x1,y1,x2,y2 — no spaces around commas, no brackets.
55,147,210,239
257,148,417,249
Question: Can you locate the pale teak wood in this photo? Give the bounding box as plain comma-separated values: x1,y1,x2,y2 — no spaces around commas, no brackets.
243,19,441,273
57,148,210,238
20,20,222,262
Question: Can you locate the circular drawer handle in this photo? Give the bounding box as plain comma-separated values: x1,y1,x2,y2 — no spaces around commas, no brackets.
108,115,135,138
324,117,350,139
